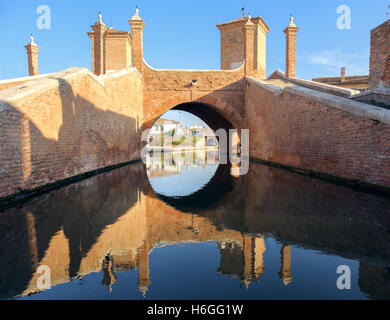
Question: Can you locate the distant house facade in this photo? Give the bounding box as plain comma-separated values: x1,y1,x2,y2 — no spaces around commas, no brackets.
149,118,183,135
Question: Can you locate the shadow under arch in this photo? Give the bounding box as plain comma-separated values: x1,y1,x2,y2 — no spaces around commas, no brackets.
142,90,244,133
171,102,236,132
146,164,238,214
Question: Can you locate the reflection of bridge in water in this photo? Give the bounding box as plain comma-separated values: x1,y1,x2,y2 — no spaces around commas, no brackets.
0,160,389,299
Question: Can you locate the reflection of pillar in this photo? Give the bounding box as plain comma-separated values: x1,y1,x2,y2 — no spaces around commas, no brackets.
279,245,293,286
231,163,241,178
137,241,151,298
243,235,267,289
26,212,39,272
242,234,253,289
101,254,117,293
253,237,266,279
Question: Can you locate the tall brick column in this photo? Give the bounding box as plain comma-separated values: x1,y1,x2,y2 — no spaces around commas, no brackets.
129,7,145,73
24,36,40,76
283,16,299,79
243,17,257,77
89,13,108,75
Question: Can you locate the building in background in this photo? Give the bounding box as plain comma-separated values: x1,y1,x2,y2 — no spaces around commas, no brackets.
312,67,369,91
149,118,183,135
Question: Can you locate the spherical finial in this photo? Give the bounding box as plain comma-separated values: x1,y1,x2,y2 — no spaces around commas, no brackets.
29,34,37,46
246,13,254,26
288,14,297,27
95,11,106,26
131,6,142,20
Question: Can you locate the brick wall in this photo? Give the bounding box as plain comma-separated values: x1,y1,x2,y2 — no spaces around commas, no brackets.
142,61,246,130
246,77,390,189
219,26,245,70
105,33,132,72
369,20,390,88
217,17,268,76
0,67,143,199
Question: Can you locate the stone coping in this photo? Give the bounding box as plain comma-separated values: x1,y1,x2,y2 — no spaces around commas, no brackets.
247,76,390,126
267,70,360,98
143,58,245,73
0,67,140,110
0,73,51,86
351,86,390,99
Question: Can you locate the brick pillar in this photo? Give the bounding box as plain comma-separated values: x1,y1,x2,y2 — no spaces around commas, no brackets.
283,16,299,79
129,7,145,73
243,18,257,77
24,36,40,76
88,13,108,76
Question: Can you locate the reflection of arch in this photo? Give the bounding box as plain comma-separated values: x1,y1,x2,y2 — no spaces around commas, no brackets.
143,91,244,132
149,164,236,213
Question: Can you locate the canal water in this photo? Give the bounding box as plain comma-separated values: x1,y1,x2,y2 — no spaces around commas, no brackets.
0,150,389,300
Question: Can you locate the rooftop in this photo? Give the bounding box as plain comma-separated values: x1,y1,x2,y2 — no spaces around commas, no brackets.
312,75,369,86
216,15,270,32
155,118,181,125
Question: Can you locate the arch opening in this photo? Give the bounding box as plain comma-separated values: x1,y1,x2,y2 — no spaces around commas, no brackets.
143,102,244,209
145,109,222,198
171,102,237,133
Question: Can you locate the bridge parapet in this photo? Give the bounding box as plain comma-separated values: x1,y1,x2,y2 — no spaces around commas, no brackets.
246,76,390,190
0,67,143,199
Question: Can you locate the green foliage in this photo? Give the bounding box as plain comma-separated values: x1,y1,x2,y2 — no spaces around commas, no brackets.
172,136,185,146
160,134,165,146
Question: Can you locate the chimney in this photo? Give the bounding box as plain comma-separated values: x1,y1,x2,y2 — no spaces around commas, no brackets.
283,15,299,79
341,67,346,83
25,35,40,76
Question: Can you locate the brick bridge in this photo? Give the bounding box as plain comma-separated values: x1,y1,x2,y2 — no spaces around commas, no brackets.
0,9,390,202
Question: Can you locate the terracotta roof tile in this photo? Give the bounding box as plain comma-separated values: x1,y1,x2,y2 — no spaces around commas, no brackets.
312,75,369,86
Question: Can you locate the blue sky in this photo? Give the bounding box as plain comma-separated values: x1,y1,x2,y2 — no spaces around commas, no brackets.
0,0,389,80
0,0,389,125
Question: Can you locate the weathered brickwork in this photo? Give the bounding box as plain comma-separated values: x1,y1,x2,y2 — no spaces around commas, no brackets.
24,37,40,77
369,20,390,88
284,19,299,79
105,30,132,72
1,11,390,200
141,61,246,130
246,77,390,188
0,67,143,198
217,17,269,78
